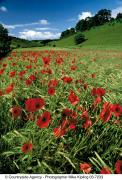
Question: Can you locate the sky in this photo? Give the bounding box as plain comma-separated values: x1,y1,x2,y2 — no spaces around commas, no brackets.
0,0,122,40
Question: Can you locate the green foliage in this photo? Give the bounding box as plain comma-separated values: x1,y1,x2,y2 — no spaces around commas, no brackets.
0,48,122,173
61,28,76,39
74,33,86,45
49,22,122,48
0,24,11,58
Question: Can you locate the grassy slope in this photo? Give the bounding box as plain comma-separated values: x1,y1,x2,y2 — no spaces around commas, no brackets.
50,22,122,49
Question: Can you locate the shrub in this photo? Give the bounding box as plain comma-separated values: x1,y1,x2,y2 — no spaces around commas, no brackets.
74,33,86,45
0,24,11,58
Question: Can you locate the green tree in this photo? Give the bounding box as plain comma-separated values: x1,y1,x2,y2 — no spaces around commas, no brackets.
116,13,122,20
0,24,11,58
74,33,86,45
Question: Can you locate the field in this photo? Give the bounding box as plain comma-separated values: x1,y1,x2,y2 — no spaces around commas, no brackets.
0,47,122,174
50,22,122,49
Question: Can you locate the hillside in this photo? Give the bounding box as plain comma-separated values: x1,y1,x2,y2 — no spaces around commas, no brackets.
10,37,56,49
49,22,122,49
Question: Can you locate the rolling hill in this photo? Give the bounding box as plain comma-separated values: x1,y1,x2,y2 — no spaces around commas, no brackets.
49,22,122,49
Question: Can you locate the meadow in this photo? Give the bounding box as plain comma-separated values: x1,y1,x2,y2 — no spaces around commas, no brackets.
0,47,122,174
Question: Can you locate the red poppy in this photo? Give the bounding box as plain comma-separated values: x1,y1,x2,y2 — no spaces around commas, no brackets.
36,111,51,128
42,56,50,66
115,160,122,174
84,83,88,90
62,76,73,84
53,127,66,138
70,65,77,71
10,106,22,118
81,111,89,120
21,143,33,153
25,98,45,112
80,163,92,174
100,167,111,174
93,96,101,106
25,79,32,86
92,87,106,97
48,79,58,88
68,91,79,106
112,104,122,117
69,124,76,130
5,83,14,94
82,119,92,129
55,57,64,64
100,103,113,123
9,71,16,78
48,87,56,96
91,73,96,78
29,75,36,81
26,65,32,69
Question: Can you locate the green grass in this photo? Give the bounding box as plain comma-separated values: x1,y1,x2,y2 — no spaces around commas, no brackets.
0,48,122,174
49,22,122,50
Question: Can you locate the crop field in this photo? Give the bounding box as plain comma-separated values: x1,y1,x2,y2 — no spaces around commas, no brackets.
0,48,122,174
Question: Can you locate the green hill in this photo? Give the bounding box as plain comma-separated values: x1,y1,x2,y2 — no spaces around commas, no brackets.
49,22,122,49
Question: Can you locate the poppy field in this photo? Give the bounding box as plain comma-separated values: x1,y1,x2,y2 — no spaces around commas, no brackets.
0,48,122,174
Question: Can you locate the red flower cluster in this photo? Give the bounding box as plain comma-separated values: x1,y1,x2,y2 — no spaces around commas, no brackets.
25,98,45,112
81,111,92,129
68,91,79,106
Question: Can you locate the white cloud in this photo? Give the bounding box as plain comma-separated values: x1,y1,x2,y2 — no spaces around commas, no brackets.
112,6,122,18
78,12,93,20
19,30,61,40
35,27,58,31
39,19,49,25
0,6,7,12
2,19,49,29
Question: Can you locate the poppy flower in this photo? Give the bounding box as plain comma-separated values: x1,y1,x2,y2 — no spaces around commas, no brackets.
25,98,45,112
81,111,89,120
29,75,36,81
53,127,66,138
100,103,112,123
10,106,22,119
21,143,33,153
68,91,79,106
56,57,64,64
62,76,73,84
100,167,111,174
5,83,14,94
42,56,50,66
48,87,56,96
82,119,92,129
112,104,122,117
36,111,51,128
93,96,101,106
25,79,32,86
9,71,16,78
80,163,92,174
92,87,106,97
48,79,58,88
84,83,88,90
91,73,96,78
115,160,122,174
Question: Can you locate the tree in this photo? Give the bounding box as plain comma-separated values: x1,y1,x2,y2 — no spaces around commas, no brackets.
61,28,75,38
116,13,122,20
94,9,111,26
74,33,86,45
0,24,11,58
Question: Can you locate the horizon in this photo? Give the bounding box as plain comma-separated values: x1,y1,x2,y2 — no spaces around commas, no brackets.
0,0,122,40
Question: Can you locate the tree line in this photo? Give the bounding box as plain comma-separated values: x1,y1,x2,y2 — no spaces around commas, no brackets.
61,9,122,39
